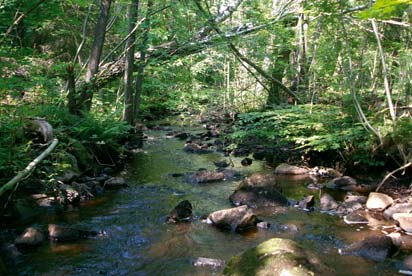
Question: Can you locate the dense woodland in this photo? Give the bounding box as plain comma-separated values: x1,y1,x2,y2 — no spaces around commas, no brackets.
1,0,412,274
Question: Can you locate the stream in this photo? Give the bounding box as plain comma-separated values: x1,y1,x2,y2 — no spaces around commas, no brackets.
11,121,401,275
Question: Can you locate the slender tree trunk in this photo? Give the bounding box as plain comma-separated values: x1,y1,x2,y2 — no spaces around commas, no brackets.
81,0,112,112
66,64,78,115
122,0,139,125
134,0,153,119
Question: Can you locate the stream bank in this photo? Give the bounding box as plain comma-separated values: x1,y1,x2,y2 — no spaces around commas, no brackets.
1,115,410,275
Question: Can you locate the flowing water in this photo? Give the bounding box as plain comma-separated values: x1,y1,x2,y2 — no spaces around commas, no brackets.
11,122,402,275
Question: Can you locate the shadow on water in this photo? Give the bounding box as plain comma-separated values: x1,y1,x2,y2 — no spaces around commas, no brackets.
12,126,400,275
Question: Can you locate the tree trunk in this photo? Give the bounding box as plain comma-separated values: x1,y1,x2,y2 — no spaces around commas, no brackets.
66,64,78,115
133,0,153,119
122,0,139,125
80,0,112,112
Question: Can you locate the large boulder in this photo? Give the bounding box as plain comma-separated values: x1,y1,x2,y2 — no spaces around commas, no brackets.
339,236,395,261
14,227,45,248
207,205,260,232
224,238,332,276
166,200,193,223
366,192,394,211
186,170,225,184
274,163,309,175
230,173,288,208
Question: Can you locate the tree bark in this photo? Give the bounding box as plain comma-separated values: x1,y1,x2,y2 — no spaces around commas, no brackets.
122,0,139,124
133,0,153,119
80,0,112,112
66,64,78,115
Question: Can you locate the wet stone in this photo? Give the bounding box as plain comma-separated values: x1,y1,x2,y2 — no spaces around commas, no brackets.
207,205,260,232
274,163,309,175
297,195,315,210
185,170,225,184
384,203,412,220
14,227,45,248
343,212,368,224
166,200,193,223
320,193,339,211
256,221,271,229
366,192,394,211
57,184,80,205
326,176,357,189
214,159,230,168
230,172,287,208
240,157,253,166
48,224,97,242
388,233,412,251
184,143,211,154
393,213,412,233
339,236,395,262
344,195,368,204
103,177,128,189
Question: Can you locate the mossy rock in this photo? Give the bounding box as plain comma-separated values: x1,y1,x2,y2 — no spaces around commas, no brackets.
224,238,331,276
68,139,94,170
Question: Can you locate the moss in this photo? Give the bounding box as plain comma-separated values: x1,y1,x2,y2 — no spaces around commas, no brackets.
224,238,323,276
68,139,94,171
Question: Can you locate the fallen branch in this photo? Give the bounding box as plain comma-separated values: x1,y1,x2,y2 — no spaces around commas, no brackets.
375,161,412,192
0,138,59,198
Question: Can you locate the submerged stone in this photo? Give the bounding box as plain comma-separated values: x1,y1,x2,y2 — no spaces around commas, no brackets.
339,236,395,262
214,159,230,168
103,177,128,189
192,257,225,269
48,224,97,242
230,172,287,208
185,170,225,184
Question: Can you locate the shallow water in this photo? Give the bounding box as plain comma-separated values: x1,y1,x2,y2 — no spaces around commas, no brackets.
12,124,401,275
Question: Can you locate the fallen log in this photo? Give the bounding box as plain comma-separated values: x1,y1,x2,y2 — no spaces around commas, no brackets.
0,138,59,198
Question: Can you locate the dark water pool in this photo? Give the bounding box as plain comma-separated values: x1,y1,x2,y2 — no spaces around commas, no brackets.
11,125,401,275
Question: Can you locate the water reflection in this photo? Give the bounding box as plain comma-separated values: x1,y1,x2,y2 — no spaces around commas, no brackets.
14,127,400,275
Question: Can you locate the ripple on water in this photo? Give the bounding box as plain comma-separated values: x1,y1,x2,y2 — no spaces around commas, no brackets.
13,126,401,276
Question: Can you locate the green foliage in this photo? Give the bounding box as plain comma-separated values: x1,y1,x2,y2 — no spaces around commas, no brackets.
230,105,383,167
359,0,412,19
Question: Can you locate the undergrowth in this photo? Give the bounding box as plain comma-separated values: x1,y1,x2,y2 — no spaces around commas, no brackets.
229,104,387,171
